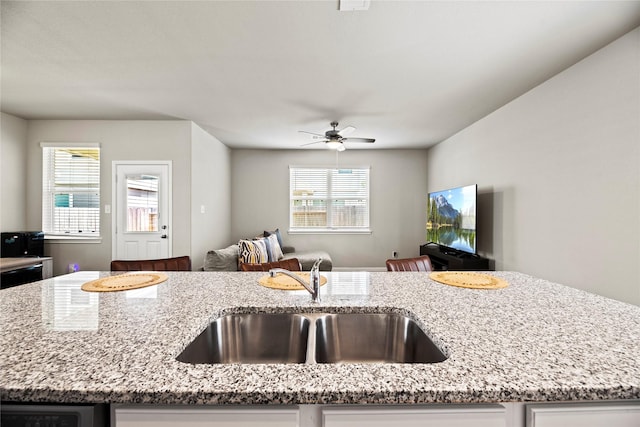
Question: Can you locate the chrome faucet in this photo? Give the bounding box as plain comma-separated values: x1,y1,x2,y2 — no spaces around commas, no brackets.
269,258,323,302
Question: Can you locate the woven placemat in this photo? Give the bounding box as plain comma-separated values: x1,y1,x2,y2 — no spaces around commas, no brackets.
429,271,509,290
81,272,168,292
258,272,328,290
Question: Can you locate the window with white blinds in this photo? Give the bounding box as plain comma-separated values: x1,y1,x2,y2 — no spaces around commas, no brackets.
42,143,100,237
289,167,370,232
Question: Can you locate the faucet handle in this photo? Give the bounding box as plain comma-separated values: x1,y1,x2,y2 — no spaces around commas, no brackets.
311,258,323,271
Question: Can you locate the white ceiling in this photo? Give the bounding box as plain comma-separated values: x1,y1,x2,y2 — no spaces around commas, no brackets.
2,1,640,150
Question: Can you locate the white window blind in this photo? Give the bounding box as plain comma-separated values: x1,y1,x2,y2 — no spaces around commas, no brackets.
289,167,370,232
42,144,100,237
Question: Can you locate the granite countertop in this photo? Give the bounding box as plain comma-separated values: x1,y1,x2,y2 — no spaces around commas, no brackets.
1,270,639,405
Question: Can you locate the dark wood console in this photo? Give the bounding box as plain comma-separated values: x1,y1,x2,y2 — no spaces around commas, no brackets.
419,243,490,271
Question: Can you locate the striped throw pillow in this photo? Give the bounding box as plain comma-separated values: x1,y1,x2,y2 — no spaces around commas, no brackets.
238,239,268,264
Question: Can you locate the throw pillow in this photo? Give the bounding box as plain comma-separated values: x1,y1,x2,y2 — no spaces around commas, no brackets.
263,228,283,248
264,233,284,262
238,239,268,264
203,244,239,271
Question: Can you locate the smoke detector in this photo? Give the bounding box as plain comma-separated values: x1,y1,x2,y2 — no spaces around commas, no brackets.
339,0,371,11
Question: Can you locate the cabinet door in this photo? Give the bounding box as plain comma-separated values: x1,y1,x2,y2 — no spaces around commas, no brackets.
526,402,640,427
322,405,506,427
114,406,299,427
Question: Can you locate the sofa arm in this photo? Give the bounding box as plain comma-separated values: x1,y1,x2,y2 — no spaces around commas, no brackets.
203,244,239,271
281,245,296,254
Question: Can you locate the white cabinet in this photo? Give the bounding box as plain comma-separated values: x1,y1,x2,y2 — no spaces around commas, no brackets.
322,405,507,427
114,406,300,427
42,257,53,279
113,402,640,427
526,402,640,427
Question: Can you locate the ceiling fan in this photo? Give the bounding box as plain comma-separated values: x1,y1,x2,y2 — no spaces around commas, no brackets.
299,121,375,151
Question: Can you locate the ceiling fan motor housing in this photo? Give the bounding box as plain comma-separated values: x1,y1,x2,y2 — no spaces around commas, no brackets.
327,121,341,139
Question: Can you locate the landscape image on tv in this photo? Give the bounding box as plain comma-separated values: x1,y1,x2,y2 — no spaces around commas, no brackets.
427,184,477,254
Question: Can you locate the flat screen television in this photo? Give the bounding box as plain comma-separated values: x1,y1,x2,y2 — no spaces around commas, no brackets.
427,184,477,254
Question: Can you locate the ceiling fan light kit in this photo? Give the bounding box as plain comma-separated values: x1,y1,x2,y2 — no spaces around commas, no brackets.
299,121,375,151
326,140,343,150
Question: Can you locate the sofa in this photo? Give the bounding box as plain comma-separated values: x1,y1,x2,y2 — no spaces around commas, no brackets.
280,245,332,271
203,229,332,272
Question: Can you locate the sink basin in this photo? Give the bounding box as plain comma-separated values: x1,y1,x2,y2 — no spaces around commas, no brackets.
176,313,310,364
177,312,447,364
314,313,447,364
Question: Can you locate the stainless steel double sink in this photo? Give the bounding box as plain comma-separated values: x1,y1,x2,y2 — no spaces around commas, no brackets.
177,312,447,364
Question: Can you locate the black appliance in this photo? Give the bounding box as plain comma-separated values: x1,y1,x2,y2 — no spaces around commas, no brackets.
1,403,107,427
1,231,46,289
1,231,45,257
0,265,43,289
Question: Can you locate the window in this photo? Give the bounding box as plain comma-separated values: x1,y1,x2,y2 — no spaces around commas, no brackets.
125,174,159,232
289,167,370,233
41,143,100,238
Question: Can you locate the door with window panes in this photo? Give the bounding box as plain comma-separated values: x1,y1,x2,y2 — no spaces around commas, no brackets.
113,162,171,261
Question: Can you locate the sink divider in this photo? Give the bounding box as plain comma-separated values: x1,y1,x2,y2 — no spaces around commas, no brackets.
301,313,325,364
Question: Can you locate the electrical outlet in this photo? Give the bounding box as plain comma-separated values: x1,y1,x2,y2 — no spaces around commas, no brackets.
392,251,398,259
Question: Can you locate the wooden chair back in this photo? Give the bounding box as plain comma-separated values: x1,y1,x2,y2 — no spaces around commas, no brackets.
385,255,433,272
110,256,192,272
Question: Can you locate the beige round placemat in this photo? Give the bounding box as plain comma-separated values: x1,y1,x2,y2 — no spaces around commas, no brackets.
81,272,168,292
258,272,328,290
429,271,508,289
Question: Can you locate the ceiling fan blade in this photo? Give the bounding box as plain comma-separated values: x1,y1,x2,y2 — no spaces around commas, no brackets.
338,125,356,136
343,137,375,143
301,140,326,147
298,130,326,139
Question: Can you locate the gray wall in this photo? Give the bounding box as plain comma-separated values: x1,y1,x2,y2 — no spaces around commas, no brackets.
231,149,428,269
0,113,28,231
427,27,640,305
1,118,231,274
190,122,232,269
24,120,194,275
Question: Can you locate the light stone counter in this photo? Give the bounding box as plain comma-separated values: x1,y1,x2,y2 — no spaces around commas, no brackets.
1,270,639,405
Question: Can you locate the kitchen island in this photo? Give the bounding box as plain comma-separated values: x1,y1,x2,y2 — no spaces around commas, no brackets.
1,270,639,426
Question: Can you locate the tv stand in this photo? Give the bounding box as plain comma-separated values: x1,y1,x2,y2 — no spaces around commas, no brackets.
420,243,490,271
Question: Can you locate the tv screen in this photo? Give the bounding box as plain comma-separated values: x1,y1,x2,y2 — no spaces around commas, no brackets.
427,184,477,254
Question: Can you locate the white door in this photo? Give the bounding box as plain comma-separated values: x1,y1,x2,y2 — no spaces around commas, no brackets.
113,161,172,261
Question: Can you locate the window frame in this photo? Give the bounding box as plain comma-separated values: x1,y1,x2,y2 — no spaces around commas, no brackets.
41,142,102,243
288,166,371,235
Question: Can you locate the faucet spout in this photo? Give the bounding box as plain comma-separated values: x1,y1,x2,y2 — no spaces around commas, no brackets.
269,258,323,302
